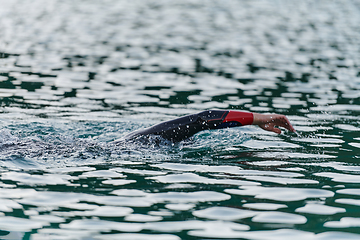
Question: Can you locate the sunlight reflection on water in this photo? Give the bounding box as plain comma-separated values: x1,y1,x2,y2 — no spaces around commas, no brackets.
0,0,360,239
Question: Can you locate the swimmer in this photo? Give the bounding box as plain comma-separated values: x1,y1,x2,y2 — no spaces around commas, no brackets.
116,110,296,143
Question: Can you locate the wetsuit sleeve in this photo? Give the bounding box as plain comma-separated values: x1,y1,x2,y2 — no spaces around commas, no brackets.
219,110,253,128
124,110,254,142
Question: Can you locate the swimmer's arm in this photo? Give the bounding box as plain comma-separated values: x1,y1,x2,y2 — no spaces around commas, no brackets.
119,110,296,143
252,113,296,134
214,110,296,134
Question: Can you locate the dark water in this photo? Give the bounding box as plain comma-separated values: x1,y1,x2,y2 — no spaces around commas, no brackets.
1,0,360,239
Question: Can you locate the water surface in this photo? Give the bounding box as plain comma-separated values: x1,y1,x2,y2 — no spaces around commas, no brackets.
1,0,360,239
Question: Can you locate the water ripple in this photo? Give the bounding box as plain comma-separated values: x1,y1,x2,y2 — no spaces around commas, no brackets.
0,0,360,238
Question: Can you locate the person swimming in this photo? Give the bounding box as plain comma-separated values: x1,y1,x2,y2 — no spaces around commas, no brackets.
115,110,296,143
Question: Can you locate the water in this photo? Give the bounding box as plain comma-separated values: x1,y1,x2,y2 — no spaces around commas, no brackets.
0,0,360,239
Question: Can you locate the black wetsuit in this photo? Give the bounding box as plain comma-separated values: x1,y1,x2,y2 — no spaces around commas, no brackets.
119,110,253,143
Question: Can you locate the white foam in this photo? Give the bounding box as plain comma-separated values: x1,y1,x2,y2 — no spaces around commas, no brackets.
193,206,257,221
252,211,307,224
225,186,334,201
295,203,346,215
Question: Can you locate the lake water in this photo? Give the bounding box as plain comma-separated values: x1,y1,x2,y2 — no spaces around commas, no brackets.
0,0,360,239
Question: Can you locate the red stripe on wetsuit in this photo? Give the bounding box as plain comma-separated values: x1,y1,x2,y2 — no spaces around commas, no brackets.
223,111,254,126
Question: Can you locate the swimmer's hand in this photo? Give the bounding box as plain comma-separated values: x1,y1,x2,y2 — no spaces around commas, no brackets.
252,113,296,134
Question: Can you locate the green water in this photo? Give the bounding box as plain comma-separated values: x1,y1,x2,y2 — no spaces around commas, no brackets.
0,0,360,239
